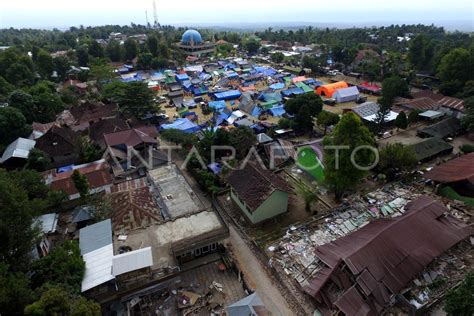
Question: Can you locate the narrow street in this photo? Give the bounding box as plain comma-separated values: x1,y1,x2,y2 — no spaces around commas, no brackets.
227,225,295,316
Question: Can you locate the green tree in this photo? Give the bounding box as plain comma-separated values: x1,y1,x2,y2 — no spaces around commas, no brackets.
116,81,156,118
0,169,38,271
462,96,474,131
106,40,122,62
53,56,71,81
0,263,33,316
88,41,104,58
380,76,409,102
408,35,432,71
31,241,85,291
244,39,261,54
89,59,114,84
228,126,256,160
323,112,375,199
378,143,417,180
24,286,100,316
284,93,323,133
394,111,408,130
0,75,14,101
271,52,284,63
408,109,421,125
0,107,32,146
317,110,340,135
124,38,138,61
26,148,51,171
75,45,89,67
160,128,196,147
77,136,101,163
36,49,54,79
137,53,154,70
147,35,159,57
278,117,294,129
444,272,474,316
437,48,473,96
101,80,128,103
72,170,89,198
296,182,318,213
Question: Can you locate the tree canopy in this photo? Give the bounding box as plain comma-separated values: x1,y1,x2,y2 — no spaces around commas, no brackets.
284,93,323,133
323,112,375,199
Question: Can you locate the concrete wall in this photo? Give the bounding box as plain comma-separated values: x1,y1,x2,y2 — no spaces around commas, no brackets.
231,188,288,224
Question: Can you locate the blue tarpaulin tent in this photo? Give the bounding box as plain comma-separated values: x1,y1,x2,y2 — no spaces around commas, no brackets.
213,90,242,100
269,105,286,117
281,87,305,97
176,74,189,82
182,80,192,90
269,82,285,90
215,111,231,125
259,92,282,103
208,100,227,112
160,118,200,133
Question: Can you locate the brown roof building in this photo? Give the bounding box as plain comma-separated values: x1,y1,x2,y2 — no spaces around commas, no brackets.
35,125,80,167
88,118,129,149
44,159,113,200
424,153,474,185
303,196,472,315
227,162,291,224
70,102,118,131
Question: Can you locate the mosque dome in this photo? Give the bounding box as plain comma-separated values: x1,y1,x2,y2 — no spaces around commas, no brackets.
181,29,203,45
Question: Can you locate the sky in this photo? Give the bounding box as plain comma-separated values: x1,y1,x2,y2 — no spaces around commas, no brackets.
1,0,473,30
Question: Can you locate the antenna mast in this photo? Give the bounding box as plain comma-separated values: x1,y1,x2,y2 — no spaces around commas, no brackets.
145,11,150,28
152,0,159,28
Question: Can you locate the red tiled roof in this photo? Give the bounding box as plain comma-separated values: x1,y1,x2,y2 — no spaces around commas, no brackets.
423,153,474,184
47,160,113,195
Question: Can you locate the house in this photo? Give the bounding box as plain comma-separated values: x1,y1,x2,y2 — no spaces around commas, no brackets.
409,138,453,162
70,102,118,132
417,117,463,139
88,118,129,149
35,125,80,167
30,121,59,139
352,102,398,123
33,213,60,258
43,159,113,200
103,126,164,177
227,162,291,224
302,196,472,315
226,293,268,316
0,137,36,168
393,97,440,113
262,139,297,168
79,219,155,298
438,96,465,119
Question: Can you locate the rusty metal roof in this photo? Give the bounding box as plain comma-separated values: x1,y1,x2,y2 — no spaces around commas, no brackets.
305,196,472,314
423,153,474,184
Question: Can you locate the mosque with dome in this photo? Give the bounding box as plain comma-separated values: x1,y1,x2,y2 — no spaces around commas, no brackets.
177,29,215,57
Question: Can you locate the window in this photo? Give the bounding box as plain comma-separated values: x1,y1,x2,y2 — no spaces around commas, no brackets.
194,248,201,256
210,243,217,251
202,246,209,254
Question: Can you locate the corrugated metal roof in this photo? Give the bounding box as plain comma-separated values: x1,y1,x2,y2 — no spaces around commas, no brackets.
79,219,112,255
423,153,474,184
0,137,36,163
36,213,59,234
81,244,114,292
305,196,472,314
112,247,153,276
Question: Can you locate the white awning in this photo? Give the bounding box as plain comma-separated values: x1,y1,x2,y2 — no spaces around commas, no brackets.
81,244,114,292
112,247,153,277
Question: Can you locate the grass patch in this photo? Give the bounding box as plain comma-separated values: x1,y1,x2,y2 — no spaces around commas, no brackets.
297,147,324,182
438,185,474,207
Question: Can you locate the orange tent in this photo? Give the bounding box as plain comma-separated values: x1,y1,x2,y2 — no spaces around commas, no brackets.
316,81,348,97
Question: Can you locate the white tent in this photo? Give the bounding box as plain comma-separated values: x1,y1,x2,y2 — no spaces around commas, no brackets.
333,86,359,103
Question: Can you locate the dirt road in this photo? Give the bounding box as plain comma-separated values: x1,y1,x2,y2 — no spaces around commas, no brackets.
227,225,295,316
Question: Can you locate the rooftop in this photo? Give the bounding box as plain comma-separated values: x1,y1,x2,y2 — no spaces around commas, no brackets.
147,164,205,219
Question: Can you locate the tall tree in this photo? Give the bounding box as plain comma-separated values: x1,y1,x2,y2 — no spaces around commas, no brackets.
323,112,375,199
88,41,104,58
0,107,31,146
284,93,323,133
394,111,408,130
116,81,156,118
72,170,89,198
0,263,33,316
124,38,138,61
317,110,340,135
378,143,417,180
461,96,474,132
75,45,89,67
106,40,122,62
437,48,473,96
35,49,54,79
147,35,159,57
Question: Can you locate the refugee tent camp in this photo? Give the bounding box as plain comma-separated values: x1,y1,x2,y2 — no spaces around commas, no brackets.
333,86,360,103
